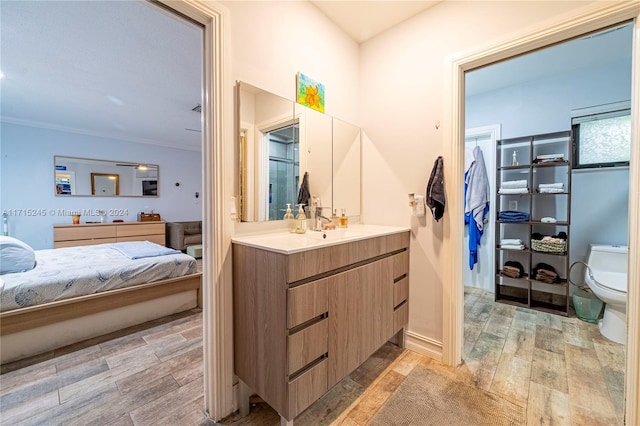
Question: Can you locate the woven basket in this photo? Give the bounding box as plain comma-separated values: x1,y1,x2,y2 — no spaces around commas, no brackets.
531,239,566,254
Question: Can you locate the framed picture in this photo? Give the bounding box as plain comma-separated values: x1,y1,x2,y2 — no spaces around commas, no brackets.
296,72,325,113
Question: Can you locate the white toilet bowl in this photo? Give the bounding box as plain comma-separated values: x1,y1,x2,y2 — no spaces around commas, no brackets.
584,244,628,344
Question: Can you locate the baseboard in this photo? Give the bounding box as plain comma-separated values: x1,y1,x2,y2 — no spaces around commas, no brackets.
405,330,443,362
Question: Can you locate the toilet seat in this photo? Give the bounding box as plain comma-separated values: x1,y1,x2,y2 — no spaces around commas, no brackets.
590,271,627,293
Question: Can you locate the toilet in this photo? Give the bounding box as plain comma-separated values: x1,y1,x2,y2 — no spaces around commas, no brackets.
584,244,628,344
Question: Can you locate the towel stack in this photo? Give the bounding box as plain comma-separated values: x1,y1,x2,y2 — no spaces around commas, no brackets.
538,183,564,194
501,261,525,278
533,153,564,164
532,262,559,283
498,179,528,194
500,238,525,250
498,210,530,223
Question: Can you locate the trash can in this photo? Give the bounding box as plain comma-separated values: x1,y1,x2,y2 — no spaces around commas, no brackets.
573,288,604,324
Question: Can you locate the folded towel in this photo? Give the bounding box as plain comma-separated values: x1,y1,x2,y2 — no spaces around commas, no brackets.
504,261,525,277
110,241,182,259
500,238,523,245
498,188,529,194
498,210,530,222
539,187,564,194
536,153,564,160
500,244,525,250
501,266,521,278
538,182,564,189
541,217,557,223
500,180,528,189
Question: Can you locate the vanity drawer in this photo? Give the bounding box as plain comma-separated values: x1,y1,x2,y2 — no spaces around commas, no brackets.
287,319,328,375
287,278,328,328
393,302,409,334
393,250,409,279
288,358,328,419
394,276,409,307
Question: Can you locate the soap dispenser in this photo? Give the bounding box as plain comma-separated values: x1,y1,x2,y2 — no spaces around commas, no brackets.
295,204,307,234
339,208,349,228
331,209,340,228
283,203,295,233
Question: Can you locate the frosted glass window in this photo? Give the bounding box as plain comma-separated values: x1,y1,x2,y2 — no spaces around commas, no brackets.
574,113,631,168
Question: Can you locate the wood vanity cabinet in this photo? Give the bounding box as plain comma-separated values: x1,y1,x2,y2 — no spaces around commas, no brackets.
232,231,409,423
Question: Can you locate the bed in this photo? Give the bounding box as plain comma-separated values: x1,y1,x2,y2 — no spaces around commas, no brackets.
0,238,202,364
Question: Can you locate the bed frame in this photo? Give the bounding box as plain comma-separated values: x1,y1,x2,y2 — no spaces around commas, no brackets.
0,273,202,360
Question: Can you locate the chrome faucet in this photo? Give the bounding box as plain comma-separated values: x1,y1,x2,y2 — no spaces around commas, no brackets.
313,207,332,231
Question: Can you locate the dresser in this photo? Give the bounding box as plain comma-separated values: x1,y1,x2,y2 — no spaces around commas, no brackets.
53,221,166,248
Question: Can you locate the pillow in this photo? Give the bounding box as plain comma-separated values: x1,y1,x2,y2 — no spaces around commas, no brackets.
0,236,37,275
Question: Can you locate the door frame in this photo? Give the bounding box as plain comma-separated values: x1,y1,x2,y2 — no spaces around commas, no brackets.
159,0,234,421
442,2,640,424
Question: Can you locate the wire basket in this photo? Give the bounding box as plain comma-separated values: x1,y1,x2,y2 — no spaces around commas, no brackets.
531,239,566,254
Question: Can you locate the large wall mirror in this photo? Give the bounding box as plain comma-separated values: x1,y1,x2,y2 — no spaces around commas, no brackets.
54,156,159,197
236,81,361,222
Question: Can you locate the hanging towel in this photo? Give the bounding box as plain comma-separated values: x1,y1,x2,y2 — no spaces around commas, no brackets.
465,146,490,232
426,156,445,221
297,171,310,209
464,146,490,270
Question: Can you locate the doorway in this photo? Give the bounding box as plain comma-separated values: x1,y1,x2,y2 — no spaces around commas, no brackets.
446,4,640,423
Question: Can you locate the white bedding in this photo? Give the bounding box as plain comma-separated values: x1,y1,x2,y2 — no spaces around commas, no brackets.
0,243,197,312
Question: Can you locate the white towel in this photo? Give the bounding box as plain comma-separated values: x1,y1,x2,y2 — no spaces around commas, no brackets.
501,244,525,250
538,183,564,189
499,188,529,194
539,187,564,194
500,180,528,189
500,238,523,245
536,153,564,160
465,146,490,231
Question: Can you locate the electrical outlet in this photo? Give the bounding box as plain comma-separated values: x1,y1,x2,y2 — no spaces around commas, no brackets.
509,200,518,210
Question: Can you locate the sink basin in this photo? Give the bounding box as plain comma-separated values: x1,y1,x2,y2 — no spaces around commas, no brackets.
304,228,363,240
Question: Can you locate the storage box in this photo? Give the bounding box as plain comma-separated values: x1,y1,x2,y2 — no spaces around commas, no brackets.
138,213,162,222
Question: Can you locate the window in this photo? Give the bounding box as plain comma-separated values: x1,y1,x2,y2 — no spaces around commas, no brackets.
572,108,631,169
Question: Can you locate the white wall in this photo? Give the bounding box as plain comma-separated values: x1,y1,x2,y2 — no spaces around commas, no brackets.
222,0,360,235
466,60,631,266
223,1,359,125
0,123,202,249
358,1,597,345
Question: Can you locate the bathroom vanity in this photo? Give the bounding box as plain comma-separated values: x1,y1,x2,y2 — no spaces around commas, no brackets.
232,225,410,424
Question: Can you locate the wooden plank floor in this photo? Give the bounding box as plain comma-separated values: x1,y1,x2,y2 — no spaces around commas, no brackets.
0,287,625,425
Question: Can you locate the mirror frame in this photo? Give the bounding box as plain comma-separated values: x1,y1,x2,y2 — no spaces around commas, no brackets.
90,173,120,196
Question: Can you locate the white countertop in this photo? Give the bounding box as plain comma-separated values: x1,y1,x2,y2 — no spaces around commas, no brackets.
231,224,410,254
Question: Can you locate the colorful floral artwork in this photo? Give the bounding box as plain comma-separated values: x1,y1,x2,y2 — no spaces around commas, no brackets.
297,73,325,113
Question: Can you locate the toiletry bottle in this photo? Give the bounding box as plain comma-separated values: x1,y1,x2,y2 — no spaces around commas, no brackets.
512,150,518,166
339,208,348,228
331,209,340,228
296,204,307,234
283,203,295,233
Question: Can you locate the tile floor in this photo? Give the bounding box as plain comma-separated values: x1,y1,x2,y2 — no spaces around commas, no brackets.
0,287,626,425
463,286,625,425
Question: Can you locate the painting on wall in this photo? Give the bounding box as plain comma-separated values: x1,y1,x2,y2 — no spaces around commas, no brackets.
297,73,325,113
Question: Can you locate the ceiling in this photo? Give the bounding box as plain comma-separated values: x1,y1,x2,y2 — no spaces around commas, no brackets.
0,2,633,151
0,1,204,151
310,0,441,44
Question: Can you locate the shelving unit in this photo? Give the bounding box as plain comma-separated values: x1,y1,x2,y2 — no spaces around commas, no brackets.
494,131,572,316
